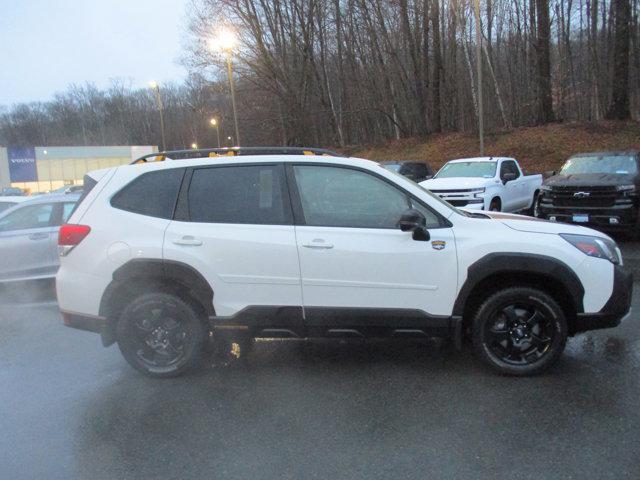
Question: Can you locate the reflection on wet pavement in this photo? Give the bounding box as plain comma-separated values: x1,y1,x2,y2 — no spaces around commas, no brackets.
1,284,639,480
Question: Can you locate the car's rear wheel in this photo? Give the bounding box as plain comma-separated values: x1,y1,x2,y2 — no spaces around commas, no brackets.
116,292,206,378
472,287,567,376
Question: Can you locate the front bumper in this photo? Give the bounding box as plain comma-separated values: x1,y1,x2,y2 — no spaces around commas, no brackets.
574,265,633,333
538,201,639,231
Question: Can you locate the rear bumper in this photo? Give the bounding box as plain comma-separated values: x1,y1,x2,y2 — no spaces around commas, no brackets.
574,265,633,333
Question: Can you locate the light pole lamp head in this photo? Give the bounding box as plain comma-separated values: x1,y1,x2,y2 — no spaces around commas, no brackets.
208,27,237,53
148,80,159,90
210,118,217,126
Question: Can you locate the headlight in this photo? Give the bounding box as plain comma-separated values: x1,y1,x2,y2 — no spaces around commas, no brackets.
616,185,636,196
540,185,552,192
472,188,486,197
560,234,621,264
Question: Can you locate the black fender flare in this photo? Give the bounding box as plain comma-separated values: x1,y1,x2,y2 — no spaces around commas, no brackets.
99,259,214,318
452,252,585,317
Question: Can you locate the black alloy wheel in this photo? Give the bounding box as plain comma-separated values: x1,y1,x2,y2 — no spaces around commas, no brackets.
473,287,567,376
117,292,206,378
485,304,553,365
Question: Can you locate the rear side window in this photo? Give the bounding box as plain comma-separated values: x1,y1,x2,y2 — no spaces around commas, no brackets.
187,165,291,225
111,168,184,219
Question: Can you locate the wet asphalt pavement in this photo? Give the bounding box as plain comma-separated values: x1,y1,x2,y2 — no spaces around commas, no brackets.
1,280,639,480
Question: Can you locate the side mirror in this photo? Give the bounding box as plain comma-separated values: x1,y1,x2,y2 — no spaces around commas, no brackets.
502,172,516,184
398,208,430,241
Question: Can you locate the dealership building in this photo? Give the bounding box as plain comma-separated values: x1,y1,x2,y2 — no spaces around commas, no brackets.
0,145,157,194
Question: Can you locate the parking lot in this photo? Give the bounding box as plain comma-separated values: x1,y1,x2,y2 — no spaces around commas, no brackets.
0,244,639,480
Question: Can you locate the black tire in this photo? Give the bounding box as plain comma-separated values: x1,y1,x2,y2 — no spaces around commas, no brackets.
528,192,540,217
472,287,567,376
116,292,206,378
489,198,501,212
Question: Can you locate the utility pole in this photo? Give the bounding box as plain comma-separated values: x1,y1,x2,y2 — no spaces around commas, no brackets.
210,118,221,148
473,0,485,155
149,81,166,151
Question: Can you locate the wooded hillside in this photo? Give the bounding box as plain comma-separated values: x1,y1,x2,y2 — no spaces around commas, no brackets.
1,0,638,149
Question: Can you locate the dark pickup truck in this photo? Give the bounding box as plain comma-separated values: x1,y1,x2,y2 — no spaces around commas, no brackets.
537,151,640,234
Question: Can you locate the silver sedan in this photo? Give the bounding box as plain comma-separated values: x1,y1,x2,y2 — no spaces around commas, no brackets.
0,193,80,283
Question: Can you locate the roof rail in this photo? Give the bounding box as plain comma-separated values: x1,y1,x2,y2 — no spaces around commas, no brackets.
131,146,344,164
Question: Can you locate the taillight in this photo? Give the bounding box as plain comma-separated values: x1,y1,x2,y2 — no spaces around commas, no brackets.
58,224,91,256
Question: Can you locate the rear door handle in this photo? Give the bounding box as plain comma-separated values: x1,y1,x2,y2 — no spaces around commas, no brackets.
29,233,49,240
172,236,203,246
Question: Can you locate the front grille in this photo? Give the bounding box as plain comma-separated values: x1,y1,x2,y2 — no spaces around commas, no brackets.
547,186,618,208
429,189,478,194
447,200,469,207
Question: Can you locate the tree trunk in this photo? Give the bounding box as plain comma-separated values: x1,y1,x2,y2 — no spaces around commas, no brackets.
606,0,632,119
431,0,443,132
535,0,556,123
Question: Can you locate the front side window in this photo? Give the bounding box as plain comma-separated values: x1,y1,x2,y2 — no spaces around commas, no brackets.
111,168,184,219
293,165,440,228
435,161,497,179
188,164,291,225
500,161,520,179
0,204,54,232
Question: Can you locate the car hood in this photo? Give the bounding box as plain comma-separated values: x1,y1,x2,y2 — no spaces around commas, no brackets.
420,177,495,190
473,210,611,238
545,173,637,188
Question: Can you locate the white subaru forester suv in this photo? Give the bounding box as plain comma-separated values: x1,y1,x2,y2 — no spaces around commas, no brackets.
56,148,632,378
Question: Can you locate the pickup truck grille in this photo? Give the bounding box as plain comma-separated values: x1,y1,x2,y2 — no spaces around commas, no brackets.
547,186,618,208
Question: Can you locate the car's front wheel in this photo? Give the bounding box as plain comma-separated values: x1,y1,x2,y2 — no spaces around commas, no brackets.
116,292,206,378
472,287,567,376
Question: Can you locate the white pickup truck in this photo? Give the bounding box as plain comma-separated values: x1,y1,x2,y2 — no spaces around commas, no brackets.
420,157,542,213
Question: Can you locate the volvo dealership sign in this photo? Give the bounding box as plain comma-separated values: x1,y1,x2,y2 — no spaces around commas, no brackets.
8,147,37,182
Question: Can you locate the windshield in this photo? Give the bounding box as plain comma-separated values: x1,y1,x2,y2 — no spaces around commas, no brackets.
383,163,401,172
0,202,17,213
559,155,638,175
435,161,497,178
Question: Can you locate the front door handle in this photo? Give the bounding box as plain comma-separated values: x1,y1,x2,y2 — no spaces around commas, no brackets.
302,240,334,249
29,232,49,240
172,236,203,246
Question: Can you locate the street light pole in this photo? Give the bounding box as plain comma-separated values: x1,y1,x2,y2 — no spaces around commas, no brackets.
473,0,485,156
149,81,167,151
209,28,241,147
225,51,241,147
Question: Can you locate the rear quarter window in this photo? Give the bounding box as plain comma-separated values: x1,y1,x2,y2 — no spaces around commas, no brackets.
111,168,185,219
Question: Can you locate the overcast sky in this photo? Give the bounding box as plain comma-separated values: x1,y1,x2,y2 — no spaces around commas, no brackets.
0,0,189,107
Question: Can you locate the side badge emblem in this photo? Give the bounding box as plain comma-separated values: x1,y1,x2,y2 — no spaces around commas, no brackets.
432,240,446,251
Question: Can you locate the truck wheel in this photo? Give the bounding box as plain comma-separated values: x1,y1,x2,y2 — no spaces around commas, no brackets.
472,287,567,376
529,192,540,217
489,198,501,212
116,292,206,378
